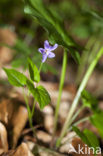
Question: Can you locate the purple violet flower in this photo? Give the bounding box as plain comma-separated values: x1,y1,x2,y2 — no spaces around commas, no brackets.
38,40,58,63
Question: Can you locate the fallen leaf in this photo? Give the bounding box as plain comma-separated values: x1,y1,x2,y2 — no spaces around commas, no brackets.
0,122,8,155
44,115,54,133
0,98,14,124
11,143,34,156
37,131,52,143
0,98,28,148
11,105,28,148
0,28,16,65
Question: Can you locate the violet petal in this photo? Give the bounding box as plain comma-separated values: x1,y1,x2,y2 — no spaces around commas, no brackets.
49,44,58,51
44,40,50,49
48,52,55,58
42,53,48,62
38,48,45,54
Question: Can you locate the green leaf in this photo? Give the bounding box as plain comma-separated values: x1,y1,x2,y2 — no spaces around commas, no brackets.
26,80,51,109
90,111,103,138
81,90,99,113
24,0,82,63
3,68,27,87
72,126,90,146
36,85,51,109
83,129,99,149
73,126,99,151
26,79,35,94
28,58,40,82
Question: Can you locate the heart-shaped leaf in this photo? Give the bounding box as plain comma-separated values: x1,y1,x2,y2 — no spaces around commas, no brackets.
28,58,40,82
26,79,51,109
3,68,27,87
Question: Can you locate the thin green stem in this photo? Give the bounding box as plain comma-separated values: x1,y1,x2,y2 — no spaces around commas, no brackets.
39,62,43,73
23,88,31,121
31,62,43,117
63,117,89,145
56,47,103,147
60,105,84,137
69,105,84,125
53,49,68,137
88,40,100,65
31,100,36,117
23,88,36,136
68,116,89,132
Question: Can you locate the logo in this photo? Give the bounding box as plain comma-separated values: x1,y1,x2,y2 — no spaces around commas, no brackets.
68,144,77,153
68,144,101,155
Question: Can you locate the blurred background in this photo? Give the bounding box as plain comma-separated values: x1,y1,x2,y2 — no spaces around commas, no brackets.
0,0,103,93
0,1,103,155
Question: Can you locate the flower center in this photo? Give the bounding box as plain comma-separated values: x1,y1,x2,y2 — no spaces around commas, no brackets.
45,49,49,55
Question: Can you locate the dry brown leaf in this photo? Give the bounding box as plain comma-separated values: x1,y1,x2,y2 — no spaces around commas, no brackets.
37,131,52,143
0,98,28,148
11,105,28,148
0,122,8,155
0,98,14,124
0,28,16,65
11,143,34,156
60,132,77,153
44,114,54,133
